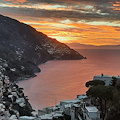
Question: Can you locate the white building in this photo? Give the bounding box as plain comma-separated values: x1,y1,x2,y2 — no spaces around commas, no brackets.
70,104,81,120
39,111,63,120
19,116,37,120
83,106,100,120
53,111,63,119
10,115,18,120
16,98,25,107
38,110,46,116
39,114,53,120
93,74,116,86
42,106,59,114
60,98,81,112
77,94,87,100
0,103,5,111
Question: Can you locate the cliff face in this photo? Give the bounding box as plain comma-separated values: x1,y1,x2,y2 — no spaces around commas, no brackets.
0,14,84,81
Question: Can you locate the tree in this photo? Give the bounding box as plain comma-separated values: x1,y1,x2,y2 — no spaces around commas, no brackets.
116,83,120,90
107,89,120,120
86,85,114,120
110,77,117,87
85,80,105,88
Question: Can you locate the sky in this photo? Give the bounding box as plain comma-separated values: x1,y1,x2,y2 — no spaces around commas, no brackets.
0,0,120,45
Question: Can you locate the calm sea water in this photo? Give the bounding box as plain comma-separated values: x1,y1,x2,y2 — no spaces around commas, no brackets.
18,49,120,110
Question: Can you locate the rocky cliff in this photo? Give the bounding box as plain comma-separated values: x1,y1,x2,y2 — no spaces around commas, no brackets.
0,14,84,81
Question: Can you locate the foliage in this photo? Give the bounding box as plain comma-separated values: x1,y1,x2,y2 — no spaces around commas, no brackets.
53,117,64,120
107,112,120,120
63,114,71,120
86,85,114,101
116,83,120,90
110,77,117,87
107,89,120,119
85,80,105,87
86,85,114,120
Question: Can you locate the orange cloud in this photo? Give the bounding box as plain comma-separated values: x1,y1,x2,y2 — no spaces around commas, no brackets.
36,22,120,45
113,4,120,7
4,0,26,3
9,14,120,46
112,1,120,11
113,8,120,10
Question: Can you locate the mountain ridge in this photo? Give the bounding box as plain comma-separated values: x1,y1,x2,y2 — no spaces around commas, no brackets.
66,43,120,49
0,14,84,81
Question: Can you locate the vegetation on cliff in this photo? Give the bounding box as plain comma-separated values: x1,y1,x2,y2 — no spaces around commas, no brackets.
0,14,84,82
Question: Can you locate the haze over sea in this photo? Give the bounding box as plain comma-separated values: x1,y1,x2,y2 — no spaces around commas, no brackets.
18,49,120,110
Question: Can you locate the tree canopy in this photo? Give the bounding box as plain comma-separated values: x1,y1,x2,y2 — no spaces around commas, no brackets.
86,85,114,120
85,80,105,88
110,77,117,87
86,85,114,100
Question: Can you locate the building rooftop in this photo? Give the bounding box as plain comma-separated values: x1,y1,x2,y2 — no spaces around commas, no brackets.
39,112,63,119
19,116,36,120
65,104,72,108
72,103,80,107
94,75,112,78
77,94,87,99
60,98,81,103
94,74,120,79
39,114,53,119
53,112,63,117
85,106,99,112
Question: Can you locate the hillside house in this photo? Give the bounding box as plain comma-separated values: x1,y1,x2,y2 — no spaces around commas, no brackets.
39,111,63,120
81,106,100,120
42,106,60,114
19,116,37,120
70,104,81,120
60,98,81,114
93,74,120,86
77,94,87,100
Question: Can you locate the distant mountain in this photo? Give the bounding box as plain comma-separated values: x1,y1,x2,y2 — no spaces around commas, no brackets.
0,14,84,81
66,43,120,49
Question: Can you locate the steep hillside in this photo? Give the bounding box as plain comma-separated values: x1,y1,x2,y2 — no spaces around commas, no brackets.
0,14,84,81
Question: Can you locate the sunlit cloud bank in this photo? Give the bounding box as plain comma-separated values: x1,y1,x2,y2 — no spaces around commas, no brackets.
0,0,120,45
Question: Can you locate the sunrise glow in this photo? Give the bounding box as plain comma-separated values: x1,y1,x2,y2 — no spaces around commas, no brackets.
0,0,120,45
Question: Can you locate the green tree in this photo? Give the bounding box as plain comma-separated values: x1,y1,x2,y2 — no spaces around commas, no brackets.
107,89,120,120
116,83,120,90
85,80,105,88
86,85,114,120
110,77,117,87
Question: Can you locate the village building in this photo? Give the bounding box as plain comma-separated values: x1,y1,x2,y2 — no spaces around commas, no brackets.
16,98,25,107
77,94,87,100
38,111,63,120
19,116,37,120
10,115,18,120
42,106,60,114
82,106,100,120
39,114,53,120
60,98,81,112
38,110,46,116
93,74,120,86
93,74,112,86
0,103,5,111
70,104,81,120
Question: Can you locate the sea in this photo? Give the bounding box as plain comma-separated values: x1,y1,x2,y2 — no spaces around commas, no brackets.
18,49,120,110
